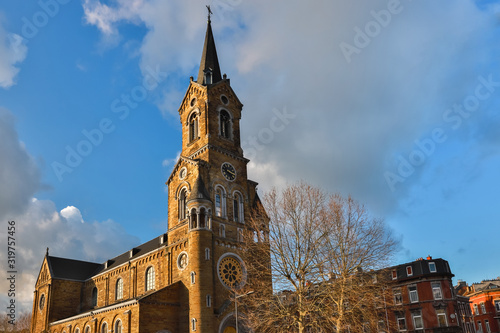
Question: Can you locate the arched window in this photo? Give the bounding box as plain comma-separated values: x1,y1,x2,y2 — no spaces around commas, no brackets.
190,208,198,229
220,110,231,139
191,271,196,284
233,192,244,223
179,188,187,220
114,320,122,333
206,294,212,307
145,267,155,291
75,329,80,333
220,224,226,238
191,318,197,331
85,326,91,333
205,248,210,260
199,208,206,229
115,278,123,300
101,322,107,333
215,186,226,218
91,287,98,307
189,112,199,142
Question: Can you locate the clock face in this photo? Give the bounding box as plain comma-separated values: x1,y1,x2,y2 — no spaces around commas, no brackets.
221,162,236,181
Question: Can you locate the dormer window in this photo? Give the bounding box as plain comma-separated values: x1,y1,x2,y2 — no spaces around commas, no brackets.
189,112,199,143
220,110,231,139
204,69,213,85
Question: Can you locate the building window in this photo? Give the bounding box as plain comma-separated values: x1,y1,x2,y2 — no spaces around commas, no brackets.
233,192,244,223
237,228,243,242
397,317,407,331
392,269,397,280
474,304,479,315
393,288,403,305
191,318,197,331
412,311,423,330
477,321,483,333
205,248,210,260
406,266,413,276
115,320,122,333
85,326,91,333
220,224,225,238
39,294,45,311
220,110,231,139
191,271,196,284
480,302,486,314
214,186,226,218
432,282,443,300
115,278,123,300
206,294,212,307
91,287,98,307
436,309,447,327
75,329,80,333
408,286,418,303
179,188,187,220
485,320,491,333
146,266,155,291
429,262,437,272
101,322,107,333
494,299,500,312
189,112,199,142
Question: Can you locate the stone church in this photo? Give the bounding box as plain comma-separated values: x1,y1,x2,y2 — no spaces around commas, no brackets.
31,15,268,333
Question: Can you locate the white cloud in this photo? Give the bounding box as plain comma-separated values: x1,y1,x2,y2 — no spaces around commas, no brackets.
0,108,141,314
60,205,84,223
0,21,28,88
81,0,500,217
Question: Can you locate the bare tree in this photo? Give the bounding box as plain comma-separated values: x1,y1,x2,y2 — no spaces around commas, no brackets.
0,312,31,333
238,182,398,333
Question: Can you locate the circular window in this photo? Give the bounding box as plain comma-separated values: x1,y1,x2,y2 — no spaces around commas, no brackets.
220,95,229,105
177,252,188,270
39,294,45,311
190,98,197,107
179,167,187,180
218,255,244,289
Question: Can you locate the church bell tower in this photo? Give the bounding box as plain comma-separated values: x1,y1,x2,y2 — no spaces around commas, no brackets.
165,9,263,333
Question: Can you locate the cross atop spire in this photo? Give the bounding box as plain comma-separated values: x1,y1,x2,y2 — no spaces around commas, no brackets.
197,10,222,85
206,5,213,22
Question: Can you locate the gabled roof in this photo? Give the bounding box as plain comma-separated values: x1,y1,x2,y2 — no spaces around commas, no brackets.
46,256,102,281
197,19,222,85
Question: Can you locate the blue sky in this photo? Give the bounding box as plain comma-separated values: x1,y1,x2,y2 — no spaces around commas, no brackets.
1,0,500,312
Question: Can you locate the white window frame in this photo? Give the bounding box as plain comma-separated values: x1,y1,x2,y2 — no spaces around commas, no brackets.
397,317,407,331
485,320,491,333
477,321,483,333
406,266,413,277
392,269,397,280
429,262,437,273
191,271,196,284
145,266,155,291
432,281,443,300
474,303,479,315
481,302,486,314
409,286,418,303
436,308,448,327
412,312,423,330
393,289,403,305
116,278,123,300
191,318,197,331
494,299,500,312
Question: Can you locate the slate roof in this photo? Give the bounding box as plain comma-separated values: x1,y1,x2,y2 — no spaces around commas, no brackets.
47,256,102,281
47,234,167,281
188,175,211,202
197,19,222,85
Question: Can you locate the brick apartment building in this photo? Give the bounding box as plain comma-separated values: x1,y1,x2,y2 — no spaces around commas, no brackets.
457,279,500,333
30,14,269,333
386,257,473,333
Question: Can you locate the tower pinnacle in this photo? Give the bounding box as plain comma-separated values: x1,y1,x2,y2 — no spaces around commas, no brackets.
197,12,222,85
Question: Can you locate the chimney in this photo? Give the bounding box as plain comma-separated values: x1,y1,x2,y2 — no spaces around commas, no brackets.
427,255,432,260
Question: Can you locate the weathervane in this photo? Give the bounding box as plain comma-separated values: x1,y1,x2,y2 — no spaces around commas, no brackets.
206,5,213,22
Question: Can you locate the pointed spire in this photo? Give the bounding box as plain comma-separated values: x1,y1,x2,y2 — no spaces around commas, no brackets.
197,9,222,85
188,174,211,202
